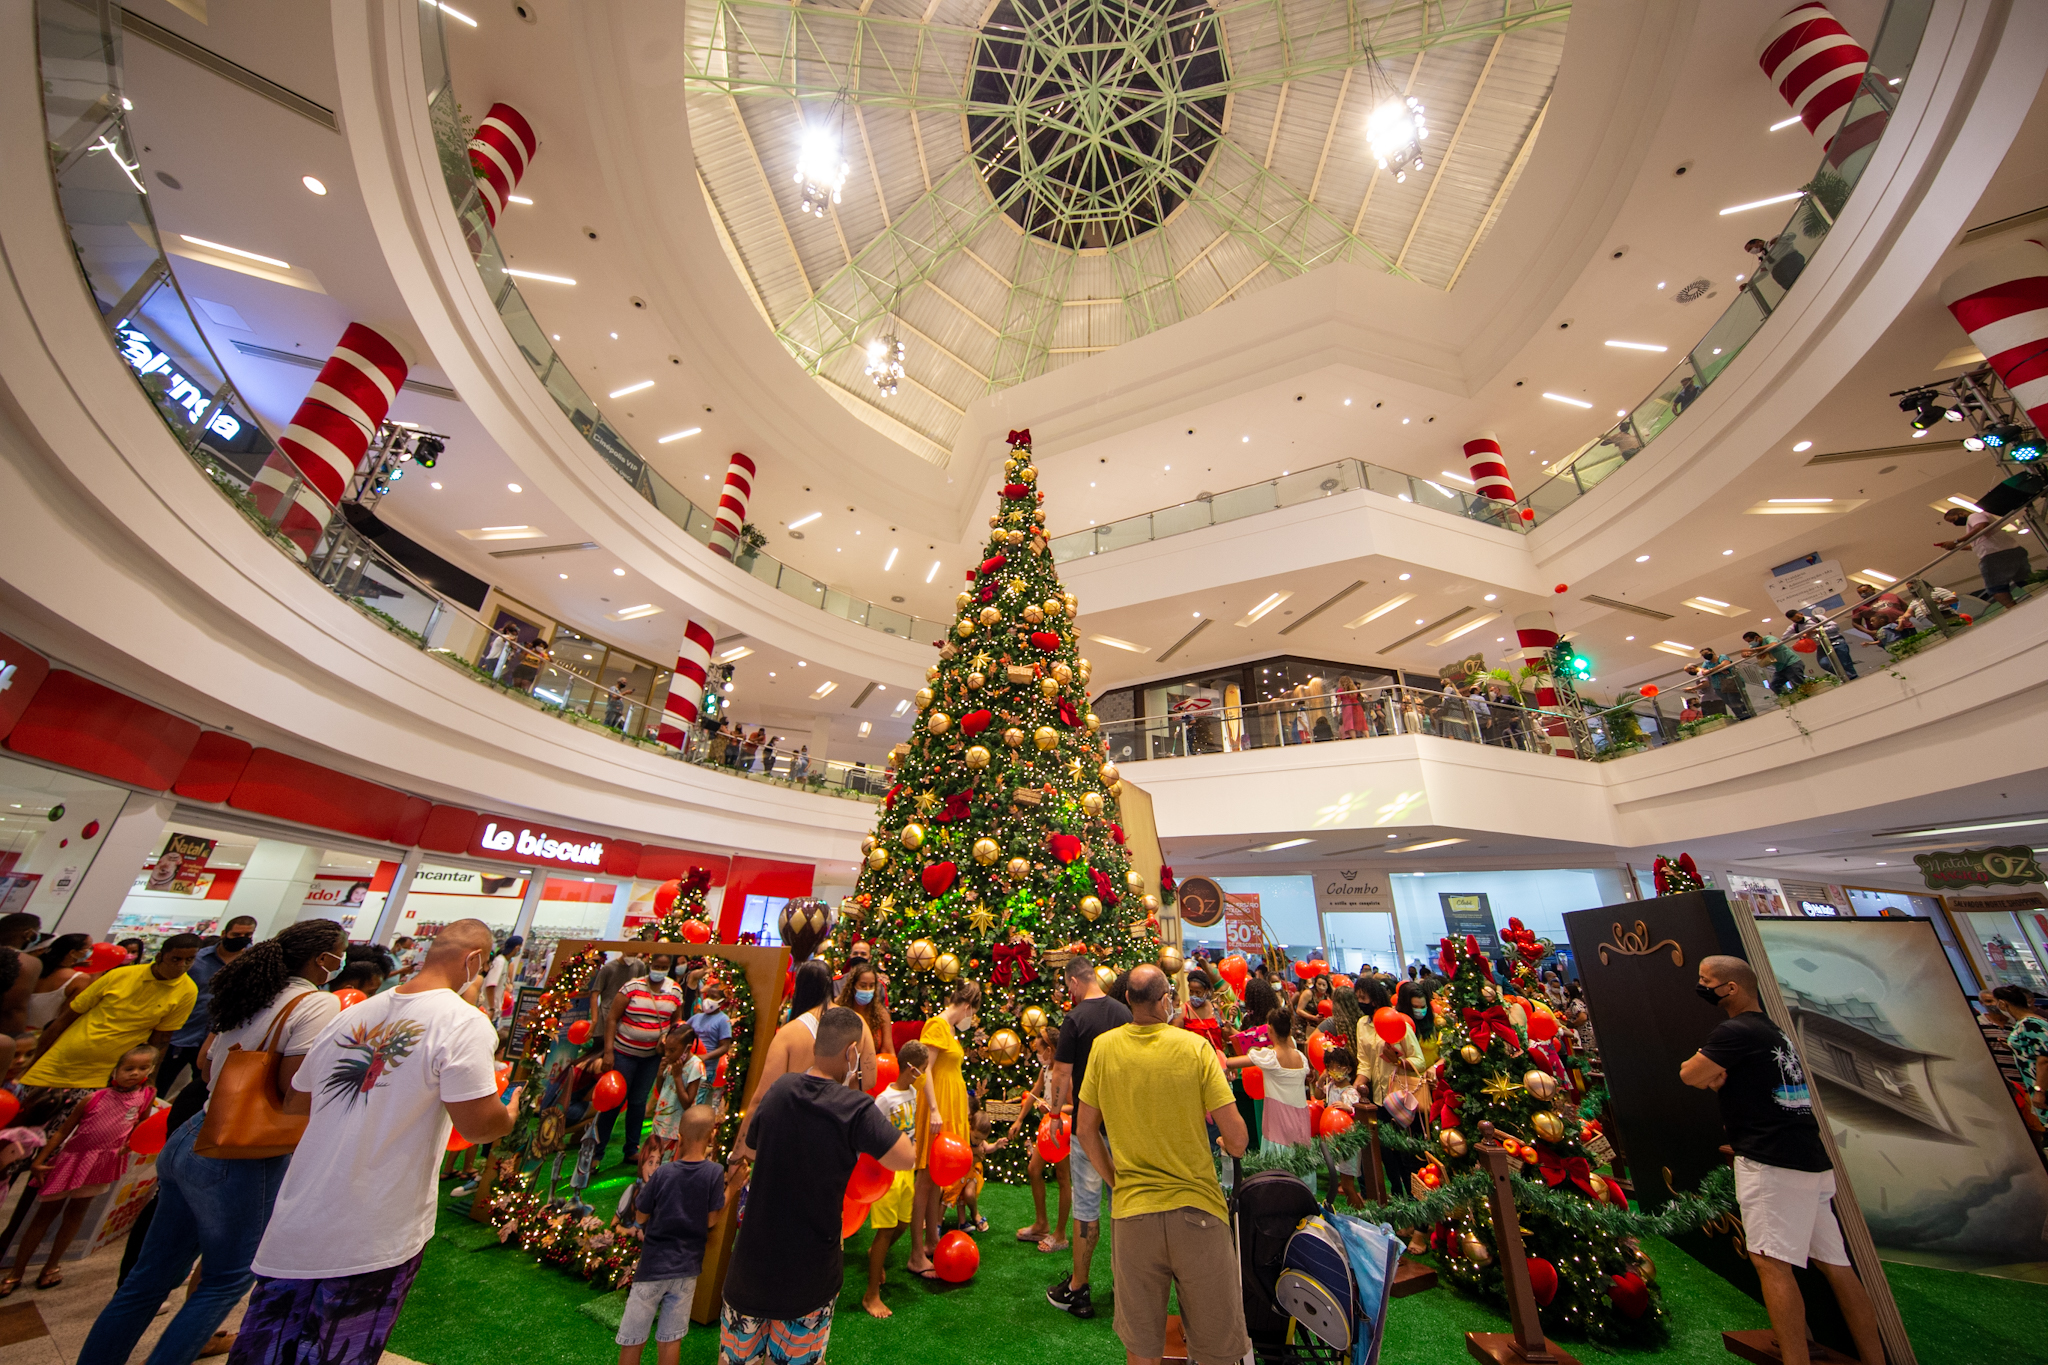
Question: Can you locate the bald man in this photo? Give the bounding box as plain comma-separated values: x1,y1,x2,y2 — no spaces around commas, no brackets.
229,920,520,1365
1680,956,1882,1365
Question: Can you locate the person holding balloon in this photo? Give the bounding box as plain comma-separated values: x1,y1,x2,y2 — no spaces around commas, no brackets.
862,1038,934,1315
912,981,979,1276
2,1044,158,1294
1224,1007,1313,1154
1005,1031,1069,1254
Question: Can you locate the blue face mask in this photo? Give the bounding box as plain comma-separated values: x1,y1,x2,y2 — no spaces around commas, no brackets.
855,989,875,1005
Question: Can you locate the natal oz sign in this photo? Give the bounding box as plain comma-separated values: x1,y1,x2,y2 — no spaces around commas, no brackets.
1913,846,2043,892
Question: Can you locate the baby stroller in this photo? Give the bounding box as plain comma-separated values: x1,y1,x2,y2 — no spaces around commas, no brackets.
1231,1151,1404,1365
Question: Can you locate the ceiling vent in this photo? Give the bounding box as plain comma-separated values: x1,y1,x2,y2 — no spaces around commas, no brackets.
1674,278,1713,304
1582,594,1674,620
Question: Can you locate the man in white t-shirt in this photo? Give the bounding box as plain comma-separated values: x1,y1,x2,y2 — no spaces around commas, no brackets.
226,919,521,1365
480,934,523,1026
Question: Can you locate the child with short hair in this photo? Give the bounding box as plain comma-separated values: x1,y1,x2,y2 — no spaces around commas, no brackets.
2,1046,157,1293
949,1109,1000,1233
617,1105,729,1365
865,1040,934,1313
1318,1046,1365,1209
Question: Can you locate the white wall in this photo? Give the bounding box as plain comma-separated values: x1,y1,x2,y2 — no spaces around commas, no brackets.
1388,867,1632,965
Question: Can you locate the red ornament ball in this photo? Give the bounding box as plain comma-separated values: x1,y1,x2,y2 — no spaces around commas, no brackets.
681,919,712,944
1609,1271,1650,1319
87,942,128,974
934,1230,980,1282
1528,1258,1559,1307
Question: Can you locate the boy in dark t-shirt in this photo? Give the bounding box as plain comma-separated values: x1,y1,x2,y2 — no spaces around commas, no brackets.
1681,955,1882,1365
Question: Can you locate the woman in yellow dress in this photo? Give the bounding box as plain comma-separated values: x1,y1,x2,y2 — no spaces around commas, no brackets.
910,980,979,1276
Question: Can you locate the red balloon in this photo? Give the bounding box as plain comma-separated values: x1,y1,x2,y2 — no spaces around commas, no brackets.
1527,1010,1559,1042
1036,1114,1070,1163
1242,1066,1265,1100
567,1019,592,1045
1372,1007,1407,1046
128,1106,169,1156
1218,956,1249,992
928,1131,973,1187
847,1153,893,1204
1553,583,1569,594
1304,1032,1327,1072
495,1061,512,1095
1319,1106,1354,1138
681,920,712,944
841,1191,870,1239
654,879,683,918
333,988,367,1009
1608,1271,1650,1319
447,1128,474,1152
0,1090,16,1127
593,1069,627,1112
1528,1258,1559,1307
1293,962,1313,982
1317,999,1333,1018
1307,1099,1325,1134
1791,636,1817,653
933,1230,980,1283
1639,684,1660,699
87,942,128,974
867,1053,900,1096
716,1054,729,1086
1332,975,1352,991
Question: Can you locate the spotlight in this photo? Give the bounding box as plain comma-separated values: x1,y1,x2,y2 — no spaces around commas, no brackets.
2012,434,2045,463
414,436,444,469
1907,393,1947,429
1963,436,1987,452
1984,422,2020,450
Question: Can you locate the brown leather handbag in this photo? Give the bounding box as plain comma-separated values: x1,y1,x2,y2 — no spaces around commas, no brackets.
193,990,315,1159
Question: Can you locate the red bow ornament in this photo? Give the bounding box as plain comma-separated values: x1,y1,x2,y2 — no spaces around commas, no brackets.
1058,698,1079,726
1090,868,1120,910
990,941,1038,986
1539,1152,1598,1197
1006,429,1032,447
1431,1083,1461,1131
1461,1005,1515,1052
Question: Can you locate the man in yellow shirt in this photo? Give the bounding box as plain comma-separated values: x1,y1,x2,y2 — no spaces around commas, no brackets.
23,935,202,1090
1077,964,1250,1365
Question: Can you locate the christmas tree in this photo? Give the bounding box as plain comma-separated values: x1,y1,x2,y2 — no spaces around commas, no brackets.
838,428,1160,1181
1420,931,1662,1342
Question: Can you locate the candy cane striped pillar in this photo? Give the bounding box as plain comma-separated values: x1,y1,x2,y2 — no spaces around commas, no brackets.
1514,611,1575,758
1463,434,1532,523
658,620,716,748
708,453,757,560
1758,4,1870,154
1940,238,2048,436
466,104,538,228
250,323,410,557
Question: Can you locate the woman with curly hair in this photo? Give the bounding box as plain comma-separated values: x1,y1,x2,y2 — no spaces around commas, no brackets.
834,961,895,1057
78,920,347,1365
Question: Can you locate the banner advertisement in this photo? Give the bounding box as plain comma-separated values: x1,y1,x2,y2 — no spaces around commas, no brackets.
1914,846,2044,892
144,833,214,895
1438,892,1498,951
1224,891,1265,954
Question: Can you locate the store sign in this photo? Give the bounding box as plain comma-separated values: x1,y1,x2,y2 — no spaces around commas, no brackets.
114,324,254,448
1440,892,1498,950
1319,870,1391,915
1913,846,2043,892
470,817,606,870
1177,875,1225,929
1764,557,1849,613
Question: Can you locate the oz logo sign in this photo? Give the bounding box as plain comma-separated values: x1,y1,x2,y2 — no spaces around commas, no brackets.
1914,845,2044,891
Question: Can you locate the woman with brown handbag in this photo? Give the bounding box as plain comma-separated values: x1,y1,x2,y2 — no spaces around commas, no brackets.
78,920,347,1365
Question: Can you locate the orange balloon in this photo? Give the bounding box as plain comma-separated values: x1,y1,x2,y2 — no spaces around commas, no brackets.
847,1153,893,1204
87,942,128,974
867,1053,899,1096
1527,1010,1559,1042
1319,1106,1354,1137
1372,1007,1407,1045
447,1128,474,1152
1243,1065,1265,1100
1639,684,1660,699
1317,999,1333,1018
840,1191,870,1239
928,1131,973,1187
127,1106,169,1156
1218,956,1249,992
593,1069,627,1111
1304,1032,1327,1072
1036,1113,1070,1163
1307,1099,1325,1134
333,988,367,1009
681,920,712,944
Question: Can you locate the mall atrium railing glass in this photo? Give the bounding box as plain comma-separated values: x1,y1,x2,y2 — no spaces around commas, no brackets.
33,0,880,804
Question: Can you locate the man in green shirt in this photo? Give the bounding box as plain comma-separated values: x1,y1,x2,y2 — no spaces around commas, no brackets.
1741,631,1806,695
1077,965,1249,1365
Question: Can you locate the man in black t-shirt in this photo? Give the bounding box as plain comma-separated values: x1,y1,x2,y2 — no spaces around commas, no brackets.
720,1008,913,1363
1046,954,1133,1321
1680,956,1882,1365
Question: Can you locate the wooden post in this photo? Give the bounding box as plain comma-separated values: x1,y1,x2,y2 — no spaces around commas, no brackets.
1466,1123,1579,1365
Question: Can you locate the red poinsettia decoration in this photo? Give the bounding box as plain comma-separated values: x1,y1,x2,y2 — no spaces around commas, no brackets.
933,790,975,824
979,582,996,604
1158,866,1176,894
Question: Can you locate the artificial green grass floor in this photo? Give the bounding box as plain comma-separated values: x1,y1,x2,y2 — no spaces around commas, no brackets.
387,1159,2048,1365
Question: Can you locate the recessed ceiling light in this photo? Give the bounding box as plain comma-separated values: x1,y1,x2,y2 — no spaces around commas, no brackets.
507,483,522,493
1238,592,1292,626
797,661,807,667
1344,593,1414,628
1344,398,1352,406
720,646,752,661
884,547,898,570
1635,554,1650,562
612,567,626,576
558,572,567,579
608,380,654,398
1241,436,1249,443
430,481,442,489
1416,618,1426,625
1398,573,1411,581
1089,634,1149,653
1483,593,1497,601
610,332,618,339
502,268,577,285
1604,340,1668,352
1723,549,1734,555
1769,116,1802,131
1402,417,1410,424
1886,816,2048,839
1624,635,1635,640
658,428,702,444
507,195,533,205
788,511,823,529
1719,191,1803,216
1251,838,1313,852
926,561,940,583
1657,281,1666,289
1542,393,1594,409
1792,440,1813,452
811,680,838,699
1766,847,1778,853
608,604,661,621
179,235,290,269
301,175,327,195
1767,498,1833,504
1392,838,1466,853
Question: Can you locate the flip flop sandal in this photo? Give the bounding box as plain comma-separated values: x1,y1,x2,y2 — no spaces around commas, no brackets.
0,1275,21,1299
35,1271,62,1290
1038,1237,1070,1253
1015,1227,1048,1242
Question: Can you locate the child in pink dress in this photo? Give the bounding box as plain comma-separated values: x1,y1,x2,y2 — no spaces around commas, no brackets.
2,1046,158,1293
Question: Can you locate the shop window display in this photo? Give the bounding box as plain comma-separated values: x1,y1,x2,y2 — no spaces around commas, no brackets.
0,755,130,929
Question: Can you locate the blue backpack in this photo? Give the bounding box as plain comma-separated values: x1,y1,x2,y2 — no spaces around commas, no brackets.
1277,1200,1404,1365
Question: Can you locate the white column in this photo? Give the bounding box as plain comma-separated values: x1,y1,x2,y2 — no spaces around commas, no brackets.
221,840,323,939
809,716,832,763
370,848,423,944
604,880,634,938
510,871,547,942
47,792,175,939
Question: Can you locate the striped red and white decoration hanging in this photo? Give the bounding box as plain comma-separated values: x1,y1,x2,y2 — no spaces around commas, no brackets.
250,322,410,557
708,453,757,560
658,620,716,748
1514,610,1575,758
1757,4,1869,150
1940,238,2048,436
467,103,538,228
1462,434,1531,522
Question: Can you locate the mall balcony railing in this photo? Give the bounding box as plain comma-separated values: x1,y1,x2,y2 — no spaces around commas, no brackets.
1049,0,1935,561
32,0,880,805
412,4,944,648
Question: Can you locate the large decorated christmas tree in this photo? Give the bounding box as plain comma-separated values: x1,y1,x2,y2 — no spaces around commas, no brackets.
838,428,1159,1179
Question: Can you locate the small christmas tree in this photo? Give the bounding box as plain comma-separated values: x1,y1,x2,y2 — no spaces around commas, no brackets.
839,428,1159,1181
1421,932,1662,1343
650,868,714,942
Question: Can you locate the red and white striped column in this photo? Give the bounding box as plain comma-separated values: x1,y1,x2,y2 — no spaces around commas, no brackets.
1940,238,2048,435
708,453,757,560
1514,611,1575,758
1463,434,1531,522
250,323,410,557
658,620,716,748
467,103,539,229
1758,4,1876,164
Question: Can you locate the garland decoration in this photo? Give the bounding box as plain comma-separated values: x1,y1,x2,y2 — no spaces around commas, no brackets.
699,955,758,1163
534,948,603,1040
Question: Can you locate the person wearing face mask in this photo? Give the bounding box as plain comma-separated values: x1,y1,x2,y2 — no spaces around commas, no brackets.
687,989,734,1109
597,954,690,1167
834,964,894,1062
156,916,259,1096
910,981,979,1278
1680,956,1882,1365
222,920,519,1365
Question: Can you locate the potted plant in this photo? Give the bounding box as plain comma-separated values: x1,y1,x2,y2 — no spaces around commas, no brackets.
735,522,769,569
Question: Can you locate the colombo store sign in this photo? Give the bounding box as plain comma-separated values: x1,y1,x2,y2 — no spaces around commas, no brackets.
468,817,607,870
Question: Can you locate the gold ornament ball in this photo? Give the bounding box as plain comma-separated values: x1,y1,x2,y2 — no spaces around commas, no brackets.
899,823,926,850
956,619,977,639
935,952,961,981
1124,869,1145,893
1020,1005,1047,1035
1023,606,1045,625
1523,1070,1560,1101
1096,966,1117,993
1082,792,1105,817
866,847,889,870
1080,896,1103,921
907,940,937,971
1034,726,1059,751
1020,465,1037,483
973,838,1001,865
1108,780,1123,797
1004,727,1026,748
860,836,876,855
955,591,973,610
928,712,952,735
964,745,992,770
1099,761,1120,784
1159,944,1185,975
1461,1237,1492,1265
968,671,986,690
1480,984,1498,1003
1460,1044,1482,1064
1039,677,1060,699
1051,662,1073,684
1439,1128,1468,1157
1638,1255,1657,1282
1085,713,1100,732
1590,1178,1611,1204
977,606,1001,626
1531,1111,1565,1142
987,1029,1023,1064
1006,856,1032,880
1141,893,1161,913
916,688,934,709
1007,528,1025,545
926,665,940,682
1044,599,1064,618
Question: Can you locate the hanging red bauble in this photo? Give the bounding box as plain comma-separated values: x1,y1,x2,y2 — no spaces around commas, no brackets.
1528,1258,1559,1307
1609,1271,1650,1318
